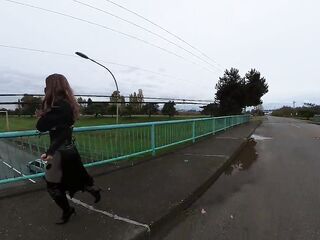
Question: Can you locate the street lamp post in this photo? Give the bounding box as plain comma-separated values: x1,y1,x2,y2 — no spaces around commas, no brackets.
75,52,120,124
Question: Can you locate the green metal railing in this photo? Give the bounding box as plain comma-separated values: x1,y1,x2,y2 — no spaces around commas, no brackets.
0,115,250,185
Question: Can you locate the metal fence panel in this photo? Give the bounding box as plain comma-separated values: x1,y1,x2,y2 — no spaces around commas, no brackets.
0,115,249,185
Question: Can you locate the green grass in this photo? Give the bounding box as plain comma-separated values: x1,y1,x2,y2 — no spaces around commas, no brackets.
0,115,206,132
252,116,264,122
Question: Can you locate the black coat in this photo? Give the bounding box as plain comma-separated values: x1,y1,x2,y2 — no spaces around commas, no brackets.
36,99,74,155
36,99,93,195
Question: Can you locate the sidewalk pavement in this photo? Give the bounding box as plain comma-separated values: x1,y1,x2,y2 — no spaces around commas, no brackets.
0,120,260,240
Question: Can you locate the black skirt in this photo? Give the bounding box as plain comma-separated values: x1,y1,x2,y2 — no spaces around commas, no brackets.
59,144,94,197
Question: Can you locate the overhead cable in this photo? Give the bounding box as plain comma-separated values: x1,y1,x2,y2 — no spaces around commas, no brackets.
3,0,215,73
0,44,191,82
0,44,75,58
0,101,208,105
0,94,213,103
72,0,221,72
102,0,223,69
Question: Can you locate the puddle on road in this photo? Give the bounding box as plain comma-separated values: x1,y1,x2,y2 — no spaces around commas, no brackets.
251,134,273,141
224,139,258,176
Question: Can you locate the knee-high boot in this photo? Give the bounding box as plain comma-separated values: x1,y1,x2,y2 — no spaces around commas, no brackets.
47,182,75,224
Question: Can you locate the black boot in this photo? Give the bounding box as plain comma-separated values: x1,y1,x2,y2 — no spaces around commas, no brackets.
85,186,101,203
47,183,75,225
56,207,76,225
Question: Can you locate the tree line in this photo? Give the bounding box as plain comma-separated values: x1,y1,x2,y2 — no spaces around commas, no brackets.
1,89,178,117
271,103,320,119
77,89,177,117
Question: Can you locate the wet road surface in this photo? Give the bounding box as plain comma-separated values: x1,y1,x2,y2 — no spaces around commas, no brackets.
0,139,40,190
154,117,320,240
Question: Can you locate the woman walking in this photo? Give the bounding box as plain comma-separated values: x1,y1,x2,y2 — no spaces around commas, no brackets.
36,73,101,224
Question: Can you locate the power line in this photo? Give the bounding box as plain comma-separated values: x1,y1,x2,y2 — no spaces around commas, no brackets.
102,0,223,69
0,44,75,58
3,0,216,74
0,93,213,103
0,44,191,82
0,101,208,105
72,0,222,72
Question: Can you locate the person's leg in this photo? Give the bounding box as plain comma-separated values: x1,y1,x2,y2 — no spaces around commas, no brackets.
85,185,101,203
47,182,70,212
47,182,75,224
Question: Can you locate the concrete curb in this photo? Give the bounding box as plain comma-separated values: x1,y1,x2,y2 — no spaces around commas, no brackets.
144,121,262,240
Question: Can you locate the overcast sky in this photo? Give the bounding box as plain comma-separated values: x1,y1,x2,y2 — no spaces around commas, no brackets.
0,0,319,109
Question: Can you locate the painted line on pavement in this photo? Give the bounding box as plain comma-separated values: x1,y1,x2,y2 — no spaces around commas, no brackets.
67,196,150,232
251,134,273,141
0,160,36,183
291,124,302,129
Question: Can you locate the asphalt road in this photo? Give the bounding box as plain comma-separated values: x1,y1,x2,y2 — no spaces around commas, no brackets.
154,117,320,240
0,139,39,188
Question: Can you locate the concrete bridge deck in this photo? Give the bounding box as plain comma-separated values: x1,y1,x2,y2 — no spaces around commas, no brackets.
0,121,259,240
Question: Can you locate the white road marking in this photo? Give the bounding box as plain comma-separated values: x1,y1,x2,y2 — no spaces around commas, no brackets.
183,153,229,158
291,124,302,129
251,134,272,141
67,196,150,232
0,160,36,183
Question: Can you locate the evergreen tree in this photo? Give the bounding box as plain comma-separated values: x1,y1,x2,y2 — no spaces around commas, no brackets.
214,68,268,115
142,103,159,117
161,101,176,117
215,68,245,115
244,69,269,107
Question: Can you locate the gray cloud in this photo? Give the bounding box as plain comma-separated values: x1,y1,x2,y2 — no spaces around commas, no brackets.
0,69,44,93
146,75,156,80
117,66,139,74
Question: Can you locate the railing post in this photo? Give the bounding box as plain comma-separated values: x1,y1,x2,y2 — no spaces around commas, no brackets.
224,117,227,130
212,118,215,135
151,124,156,156
5,111,9,131
192,121,196,143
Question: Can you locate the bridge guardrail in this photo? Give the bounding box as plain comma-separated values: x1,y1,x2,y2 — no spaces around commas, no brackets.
0,115,250,185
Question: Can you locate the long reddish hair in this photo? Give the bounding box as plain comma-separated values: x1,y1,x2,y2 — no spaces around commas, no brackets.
42,74,80,120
